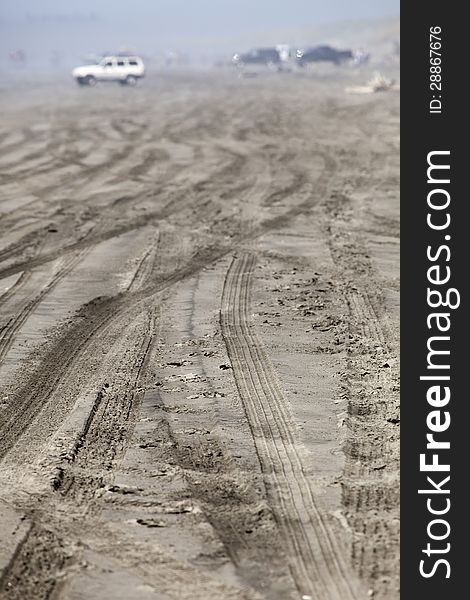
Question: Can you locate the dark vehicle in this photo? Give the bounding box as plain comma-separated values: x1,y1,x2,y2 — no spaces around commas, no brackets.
232,48,281,67
296,45,353,66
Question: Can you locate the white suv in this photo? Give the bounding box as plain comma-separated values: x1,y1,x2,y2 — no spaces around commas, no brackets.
72,56,145,86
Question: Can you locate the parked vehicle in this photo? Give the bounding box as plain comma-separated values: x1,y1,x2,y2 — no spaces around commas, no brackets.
72,56,145,86
296,45,353,66
232,48,281,68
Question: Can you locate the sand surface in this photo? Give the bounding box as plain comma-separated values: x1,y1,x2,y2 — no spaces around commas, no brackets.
0,69,399,600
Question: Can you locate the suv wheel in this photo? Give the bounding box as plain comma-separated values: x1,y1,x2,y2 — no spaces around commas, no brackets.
124,75,137,86
267,61,280,71
86,76,97,87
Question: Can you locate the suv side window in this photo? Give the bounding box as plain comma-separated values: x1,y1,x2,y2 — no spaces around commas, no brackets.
117,60,125,67
104,60,114,67
129,59,138,66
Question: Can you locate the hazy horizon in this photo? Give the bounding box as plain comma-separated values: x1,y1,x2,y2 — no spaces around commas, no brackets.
0,1,399,67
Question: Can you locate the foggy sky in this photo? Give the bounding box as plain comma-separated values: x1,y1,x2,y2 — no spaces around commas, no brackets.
0,1,399,67
1,0,399,26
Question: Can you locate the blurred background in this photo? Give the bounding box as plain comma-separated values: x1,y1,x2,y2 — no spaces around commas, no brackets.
0,0,399,73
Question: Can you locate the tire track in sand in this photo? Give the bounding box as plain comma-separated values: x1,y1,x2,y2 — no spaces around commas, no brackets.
0,249,90,365
220,253,364,600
